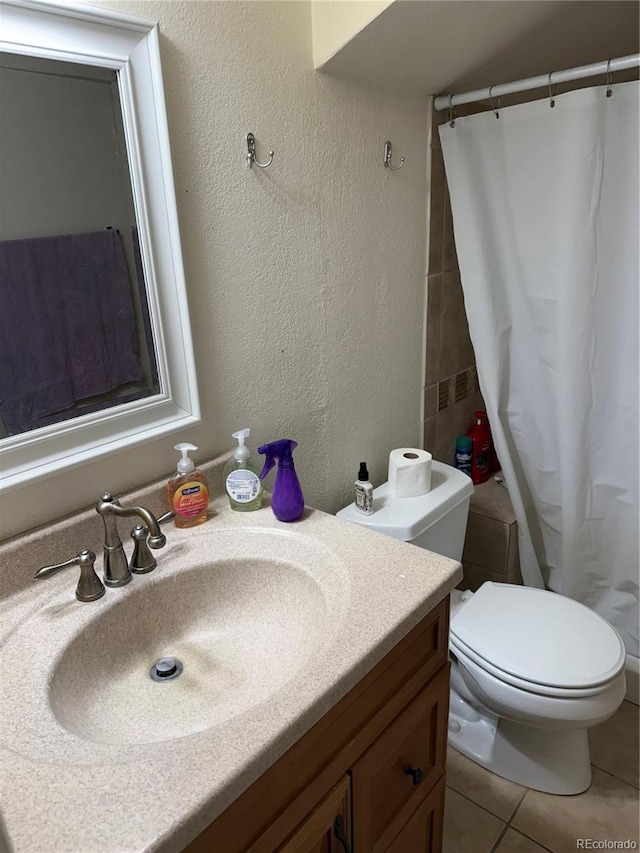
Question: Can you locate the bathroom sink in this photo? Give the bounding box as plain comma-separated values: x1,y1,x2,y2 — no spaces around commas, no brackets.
0,526,349,761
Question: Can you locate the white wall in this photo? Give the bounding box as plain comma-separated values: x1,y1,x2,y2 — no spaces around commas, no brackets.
311,0,393,67
0,0,428,540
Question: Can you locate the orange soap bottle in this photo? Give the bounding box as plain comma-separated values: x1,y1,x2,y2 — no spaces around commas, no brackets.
166,443,209,528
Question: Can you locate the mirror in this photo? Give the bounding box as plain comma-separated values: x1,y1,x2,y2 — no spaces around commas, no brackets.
0,52,160,438
0,0,200,491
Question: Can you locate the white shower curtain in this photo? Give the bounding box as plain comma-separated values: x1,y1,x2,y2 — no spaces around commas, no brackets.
440,82,639,658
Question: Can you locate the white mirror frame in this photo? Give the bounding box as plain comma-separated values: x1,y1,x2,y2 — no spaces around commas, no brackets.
0,0,200,492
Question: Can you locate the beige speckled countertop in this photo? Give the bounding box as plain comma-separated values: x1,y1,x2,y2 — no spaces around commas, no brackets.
0,454,461,852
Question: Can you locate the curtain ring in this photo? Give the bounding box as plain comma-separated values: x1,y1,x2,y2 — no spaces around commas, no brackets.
548,72,556,108
448,94,456,128
606,58,613,97
489,85,501,119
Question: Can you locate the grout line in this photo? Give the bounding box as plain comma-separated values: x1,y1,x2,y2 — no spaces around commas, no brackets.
445,785,509,825
489,822,510,853
589,763,640,790
505,786,528,824
508,826,556,853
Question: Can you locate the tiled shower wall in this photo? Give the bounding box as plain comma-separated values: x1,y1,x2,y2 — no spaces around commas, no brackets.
423,103,485,464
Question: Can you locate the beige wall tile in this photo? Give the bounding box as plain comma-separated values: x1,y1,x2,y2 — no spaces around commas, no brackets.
495,828,549,853
444,788,505,853
507,564,523,586
459,562,510,592
442,190,458,272
507,526,521,577
439,271,475,378
447,747,526,821
424,383,438,419
423,415,436,452
470,478,517,524
463,512,511,575
589,700,640,790
429,146,445,275
434,390,485,465
512,767,640,852
425,274,442,385
431,108,443,148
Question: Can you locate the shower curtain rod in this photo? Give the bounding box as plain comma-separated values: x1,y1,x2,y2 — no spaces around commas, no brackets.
434,53,640,111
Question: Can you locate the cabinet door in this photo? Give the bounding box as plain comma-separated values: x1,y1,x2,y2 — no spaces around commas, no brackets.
278,775,352,853
351,664,449,851
384,779,445,853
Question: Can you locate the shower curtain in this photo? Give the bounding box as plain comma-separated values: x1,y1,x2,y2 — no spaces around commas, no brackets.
439,81,639,658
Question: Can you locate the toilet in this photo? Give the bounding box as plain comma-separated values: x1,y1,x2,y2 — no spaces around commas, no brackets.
337,460,626,795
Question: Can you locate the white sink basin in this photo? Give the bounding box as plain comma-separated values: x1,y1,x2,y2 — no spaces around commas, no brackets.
0,527,349,761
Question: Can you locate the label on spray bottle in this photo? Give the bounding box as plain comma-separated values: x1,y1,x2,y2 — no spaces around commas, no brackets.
355,482,374,515
226,469,261,503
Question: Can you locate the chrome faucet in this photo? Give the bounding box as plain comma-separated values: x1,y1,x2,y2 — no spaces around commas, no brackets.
35,549,105,602
96,493,167,587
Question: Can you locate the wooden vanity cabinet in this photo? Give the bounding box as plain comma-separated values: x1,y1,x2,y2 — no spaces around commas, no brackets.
185,597,450,853
278,775,351,853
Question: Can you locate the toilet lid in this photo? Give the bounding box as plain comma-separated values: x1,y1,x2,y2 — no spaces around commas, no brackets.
450,583,625,689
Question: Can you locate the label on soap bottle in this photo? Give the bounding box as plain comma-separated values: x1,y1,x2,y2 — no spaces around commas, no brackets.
172,481,209,518
226,469,261,503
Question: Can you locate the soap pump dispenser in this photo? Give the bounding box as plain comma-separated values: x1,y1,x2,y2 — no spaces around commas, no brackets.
166,443,209,528
258,439,304,522
223,428,263,511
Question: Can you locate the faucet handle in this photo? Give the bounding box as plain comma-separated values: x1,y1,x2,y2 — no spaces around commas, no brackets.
35,549,105,602
129,511,175,574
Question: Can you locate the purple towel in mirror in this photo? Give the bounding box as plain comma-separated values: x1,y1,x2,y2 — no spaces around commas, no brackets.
0,229,143,435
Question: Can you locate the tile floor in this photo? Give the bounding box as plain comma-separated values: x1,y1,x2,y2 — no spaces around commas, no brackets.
443,700,640,853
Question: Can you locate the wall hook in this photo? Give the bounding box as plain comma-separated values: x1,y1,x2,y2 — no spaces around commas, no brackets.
383,141,405,170
246,132,274,169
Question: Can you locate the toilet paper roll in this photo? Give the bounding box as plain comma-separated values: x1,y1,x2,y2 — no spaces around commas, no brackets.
388,448,432,498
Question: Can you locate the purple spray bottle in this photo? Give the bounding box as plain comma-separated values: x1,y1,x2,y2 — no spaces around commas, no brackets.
258,439,305,522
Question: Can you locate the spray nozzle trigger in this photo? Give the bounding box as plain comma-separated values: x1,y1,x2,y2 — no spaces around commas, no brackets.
257,439,298,480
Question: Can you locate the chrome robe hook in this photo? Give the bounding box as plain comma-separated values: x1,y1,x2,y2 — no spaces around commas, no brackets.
246,132,274,169
383,141,405,170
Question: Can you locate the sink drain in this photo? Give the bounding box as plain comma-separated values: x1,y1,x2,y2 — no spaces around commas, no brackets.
150,656,183,683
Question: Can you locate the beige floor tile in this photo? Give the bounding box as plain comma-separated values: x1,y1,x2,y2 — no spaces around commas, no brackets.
495,828,550,852
512,767,640,853
589,700,640,789
446,746,526,820
443,787,505,853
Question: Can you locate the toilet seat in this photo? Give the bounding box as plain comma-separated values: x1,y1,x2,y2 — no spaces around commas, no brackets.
450,583,625,694
450,634,620,699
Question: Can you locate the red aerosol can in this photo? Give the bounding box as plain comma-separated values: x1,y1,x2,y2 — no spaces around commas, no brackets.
468,411,491,485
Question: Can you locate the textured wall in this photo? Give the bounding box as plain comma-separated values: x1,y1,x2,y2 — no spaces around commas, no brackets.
1,1,428,540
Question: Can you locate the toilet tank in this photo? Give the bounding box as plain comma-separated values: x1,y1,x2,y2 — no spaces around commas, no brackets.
336,461,474,561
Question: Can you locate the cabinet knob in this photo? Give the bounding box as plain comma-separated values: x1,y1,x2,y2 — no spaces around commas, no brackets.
403,764,425,786
333,815,352,853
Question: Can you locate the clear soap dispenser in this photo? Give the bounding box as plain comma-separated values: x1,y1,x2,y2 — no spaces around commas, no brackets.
223,429,263,511
166,443,210,528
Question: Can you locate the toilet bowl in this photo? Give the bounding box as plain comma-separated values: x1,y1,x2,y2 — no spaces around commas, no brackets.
448,583,626,794
337,461,627,795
